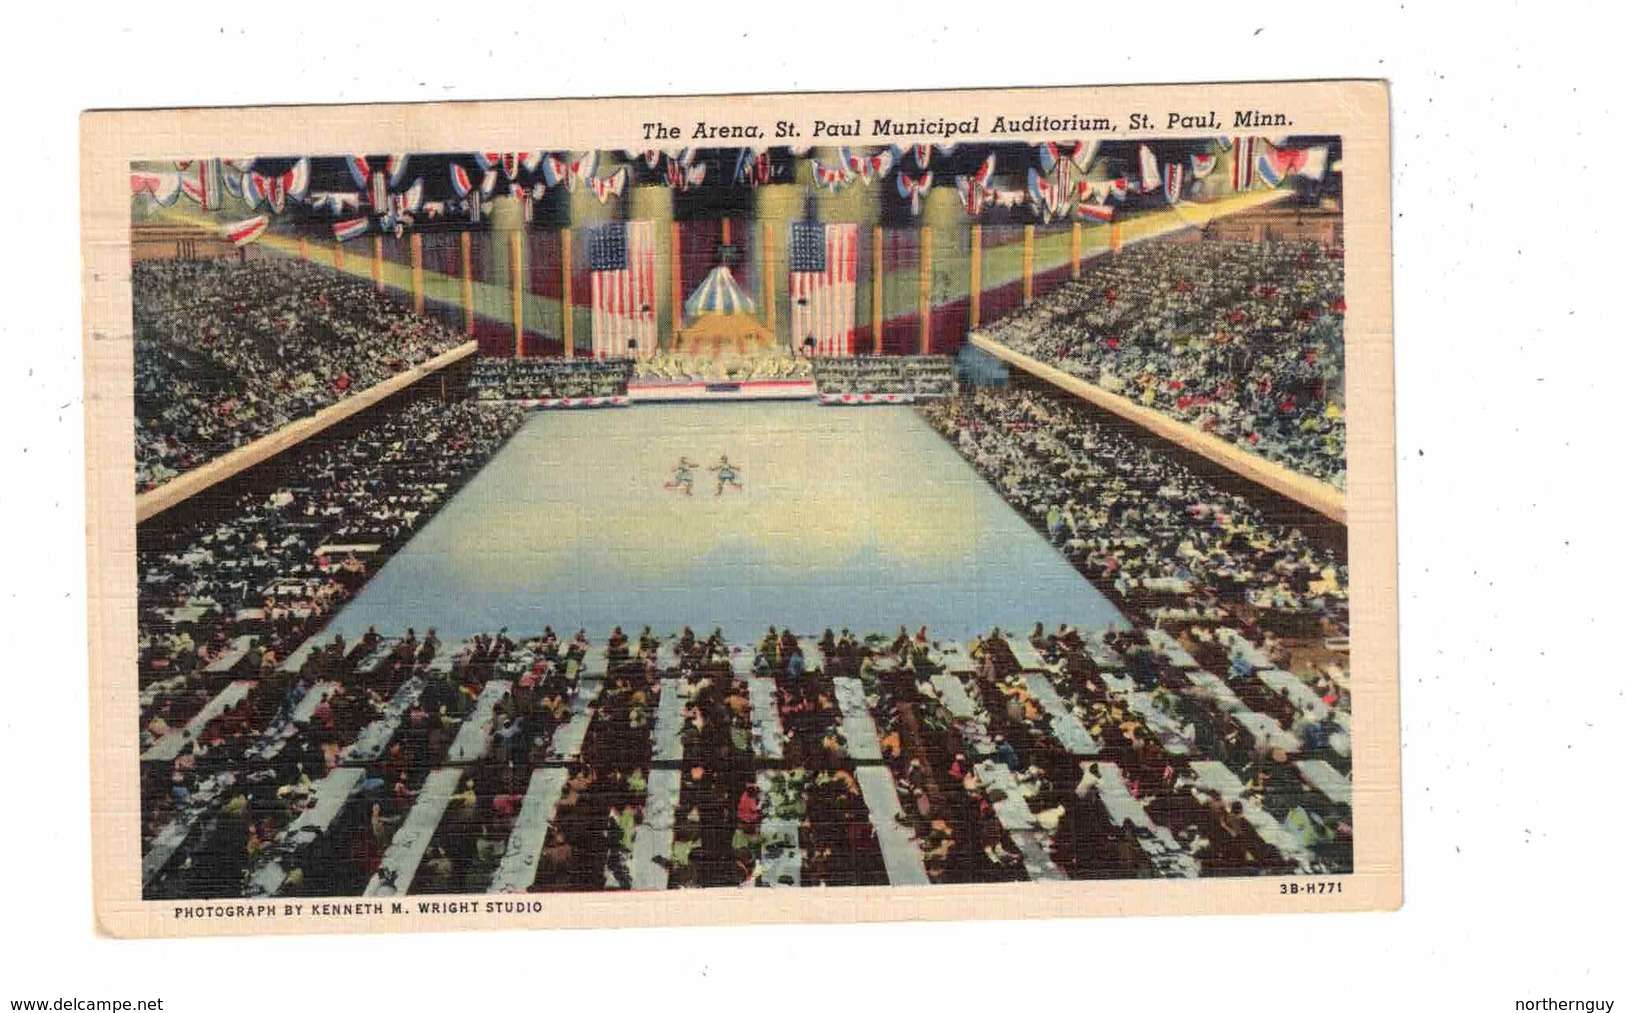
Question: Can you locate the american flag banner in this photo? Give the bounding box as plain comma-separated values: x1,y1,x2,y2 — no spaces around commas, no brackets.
588,220,657,359
790,221,859,356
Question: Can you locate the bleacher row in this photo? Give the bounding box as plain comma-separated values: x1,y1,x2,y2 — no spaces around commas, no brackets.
468,358,632,402
141,622,1351,899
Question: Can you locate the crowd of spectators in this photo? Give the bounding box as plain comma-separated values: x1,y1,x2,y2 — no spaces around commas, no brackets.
813,356,958,397
133,258,467,491
918,388,1348,639
975,237,1346,487
142,615,1350,899
468,357,631,401
137,398,527,720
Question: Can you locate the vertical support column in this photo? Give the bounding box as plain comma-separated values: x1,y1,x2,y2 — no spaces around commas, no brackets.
410,232,424,315
560,228,575,359
918,226,933,355
334,238,346,274
298,236,310,262
510,229,525,358
1070,222,1083,278
721,218,732,246
870,226,884,356
371,234,384,293
969,224,983,330
460,231,474,336
668,221,683,350
1110,221,1123,254
1021,224,1035,306
762,222,776,336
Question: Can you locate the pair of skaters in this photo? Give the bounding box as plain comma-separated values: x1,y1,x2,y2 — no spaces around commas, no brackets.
666,455,742,497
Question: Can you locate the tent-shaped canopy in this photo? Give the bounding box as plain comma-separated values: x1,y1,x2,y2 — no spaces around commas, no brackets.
684,265,756,318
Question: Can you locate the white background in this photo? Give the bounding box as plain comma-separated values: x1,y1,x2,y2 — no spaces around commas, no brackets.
1,4,1619,1008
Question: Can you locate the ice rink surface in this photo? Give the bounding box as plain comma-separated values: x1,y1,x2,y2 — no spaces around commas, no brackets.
327,403,1125,641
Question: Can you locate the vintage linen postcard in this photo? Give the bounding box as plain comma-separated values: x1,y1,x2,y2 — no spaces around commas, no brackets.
82,80,1397,937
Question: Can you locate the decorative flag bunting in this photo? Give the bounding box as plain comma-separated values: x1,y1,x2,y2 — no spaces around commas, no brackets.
249,158,310,215
333,216,370,242
450,162,497,222
1075,202,1114,223
178,160,228,211
222,168,250,205
344,156,367,185
1163,162,1185,204
896,171,933,215
789,221,859,356
131,170,183,207
510,183,545,223
586,165,629,204
1230,136,1257,190
811,159,853,191
733,148,773,186
386,154,410,186
224,215,269,246
567,152,600,190
1026,166,1070,223
1038,141,1095,174
1190,151,1218,178
663,150,706,191
1138,144,1161,192
477,152,542,181
1257,142,1330,185
380,179,424,236
839,146,895,184
448,163,474,195
969,153,996,187
588,220,657,359
539,155,568,188
956,176,988,216
954,153,998,215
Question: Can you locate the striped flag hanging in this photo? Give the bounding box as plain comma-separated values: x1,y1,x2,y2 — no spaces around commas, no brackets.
588,220,657,359
179,159,228,211
1138,144,1161,193
789,221,858,356
1230,136,1257,190
225,215,270,246
1163,162,1185,204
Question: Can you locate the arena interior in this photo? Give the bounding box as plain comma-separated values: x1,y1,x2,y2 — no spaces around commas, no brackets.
132,139,1353,899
